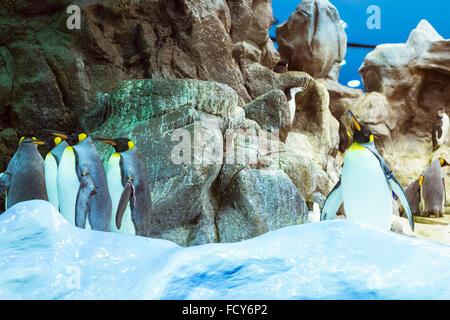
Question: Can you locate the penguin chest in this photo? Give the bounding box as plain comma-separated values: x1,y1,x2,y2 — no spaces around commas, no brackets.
107,154,135,235
420,173,445,216
57,148,91,229
342,146,392,230
45,153,59,210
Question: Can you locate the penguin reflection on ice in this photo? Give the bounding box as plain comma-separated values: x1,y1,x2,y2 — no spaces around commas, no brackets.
97,138,152,236
0,136,48,209
321,110,414,232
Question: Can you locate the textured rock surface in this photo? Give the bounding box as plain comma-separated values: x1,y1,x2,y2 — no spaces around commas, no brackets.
216,169,308,243
243,89,291,141
359,20,450,196
0,0,280,138
275,0,347,80
291,80,340,169
91,78,311,246
93,79,243,246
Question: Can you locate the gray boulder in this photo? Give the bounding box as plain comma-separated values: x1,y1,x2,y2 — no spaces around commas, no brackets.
216,169,308,243
276,0,347,80
93,79,242,246
243,89,291,141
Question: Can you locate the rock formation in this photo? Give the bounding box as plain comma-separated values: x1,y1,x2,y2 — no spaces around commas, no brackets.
93,78,314,246
0,1,448,245
358,20,450,197
275,0,347,80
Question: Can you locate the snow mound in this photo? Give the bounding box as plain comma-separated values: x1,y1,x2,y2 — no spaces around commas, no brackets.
0,200,449,299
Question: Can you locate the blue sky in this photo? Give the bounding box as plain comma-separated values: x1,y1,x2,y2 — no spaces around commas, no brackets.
270,0,450,89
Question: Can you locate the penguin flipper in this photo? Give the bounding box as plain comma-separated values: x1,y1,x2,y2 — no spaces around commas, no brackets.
321,178,343,221
0,172,10,193
389,176,414,232
75,173,97,228
116,182,136,230
443,177,447,209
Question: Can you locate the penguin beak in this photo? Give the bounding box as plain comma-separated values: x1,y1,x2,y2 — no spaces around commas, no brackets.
348,109,361,132
96,138,117,146
31,140,45,145
42,129,68,140
52,132,68,140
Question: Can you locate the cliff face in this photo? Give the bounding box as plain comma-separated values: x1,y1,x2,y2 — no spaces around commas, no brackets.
0,0,281,136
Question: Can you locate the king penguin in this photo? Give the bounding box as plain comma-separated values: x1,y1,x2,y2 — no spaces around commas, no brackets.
417,158,449,217
97,138,152,236
44,131,69,210
57,133,112,231
432,109,449,151
321,110,414,231
0,136,48,209
404,178,421,217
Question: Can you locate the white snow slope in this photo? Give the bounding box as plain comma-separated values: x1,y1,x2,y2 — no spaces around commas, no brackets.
0,200,449,300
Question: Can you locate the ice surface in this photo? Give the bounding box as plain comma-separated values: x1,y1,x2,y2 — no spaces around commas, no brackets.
0,200,449,300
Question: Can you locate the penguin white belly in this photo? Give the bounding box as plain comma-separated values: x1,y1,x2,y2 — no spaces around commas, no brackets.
45,153,59,210
107,154,135,235
342,146,392,230
288,87,303,125
57,147,91,229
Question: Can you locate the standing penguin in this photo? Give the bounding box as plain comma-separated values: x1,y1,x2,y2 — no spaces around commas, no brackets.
404,178,421,217
432,108,449,151
0,136,48,209
321,110,414,231
97,138,152,236
57,133,112,231
44,131,69,210
417,158,449,217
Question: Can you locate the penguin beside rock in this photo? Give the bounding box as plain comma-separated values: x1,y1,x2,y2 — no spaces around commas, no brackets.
0,136,48,209
57,132,112,231
404,178,421,217
321,110,414,232
432,108,449,151
417,158,449,217
97,137,152,236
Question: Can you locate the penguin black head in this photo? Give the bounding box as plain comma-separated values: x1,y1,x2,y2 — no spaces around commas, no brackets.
42,129,69,146
348,109,373,144
96,138,135,153
67,133,89,146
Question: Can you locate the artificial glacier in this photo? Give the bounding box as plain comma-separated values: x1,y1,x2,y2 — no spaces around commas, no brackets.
0,200,449,300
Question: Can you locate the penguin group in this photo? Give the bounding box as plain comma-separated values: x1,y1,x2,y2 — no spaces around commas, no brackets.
401,108,449,218
0,130,152,237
